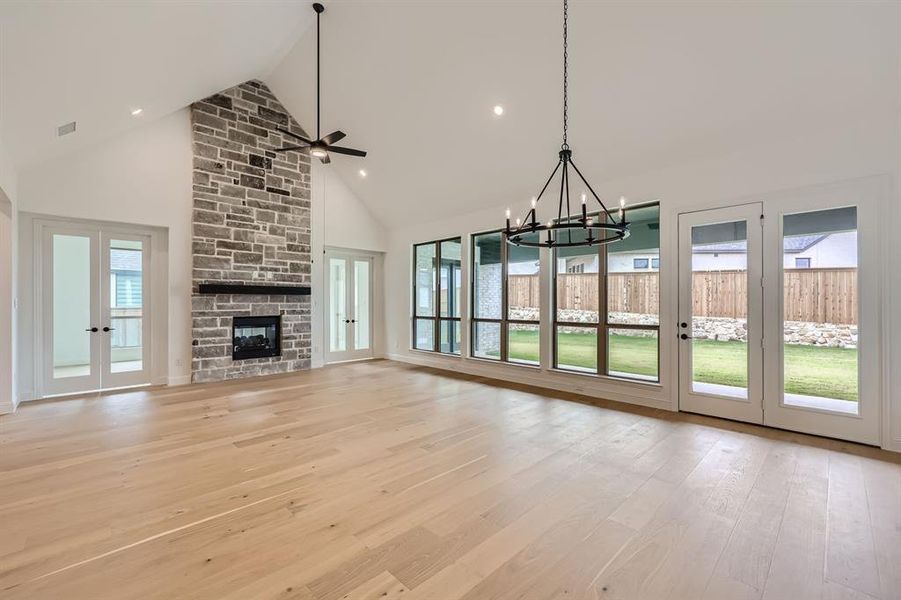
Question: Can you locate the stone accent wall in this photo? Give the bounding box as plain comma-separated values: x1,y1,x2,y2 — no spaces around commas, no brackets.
190,80,313,383
517,305,857,348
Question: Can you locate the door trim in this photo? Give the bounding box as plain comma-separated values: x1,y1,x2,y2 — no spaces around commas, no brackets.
31,216,164,399
325,250,375,364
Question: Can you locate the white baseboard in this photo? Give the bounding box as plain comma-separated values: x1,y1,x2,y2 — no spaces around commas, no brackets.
167,375,191,386
386,352,674,412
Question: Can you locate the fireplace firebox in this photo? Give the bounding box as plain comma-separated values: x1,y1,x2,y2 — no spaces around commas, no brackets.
232,316,281,360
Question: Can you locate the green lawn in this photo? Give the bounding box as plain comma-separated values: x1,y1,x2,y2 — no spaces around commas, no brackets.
507,330,858,401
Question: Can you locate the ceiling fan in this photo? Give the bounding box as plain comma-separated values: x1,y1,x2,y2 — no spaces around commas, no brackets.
275,2,366,164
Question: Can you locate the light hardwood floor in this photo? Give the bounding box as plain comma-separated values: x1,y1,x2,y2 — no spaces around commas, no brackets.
1,360,899,600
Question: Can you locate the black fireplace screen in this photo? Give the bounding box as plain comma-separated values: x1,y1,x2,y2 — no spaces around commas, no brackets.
232,316,280,360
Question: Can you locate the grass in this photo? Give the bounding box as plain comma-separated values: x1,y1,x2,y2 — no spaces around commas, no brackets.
506,330,858,401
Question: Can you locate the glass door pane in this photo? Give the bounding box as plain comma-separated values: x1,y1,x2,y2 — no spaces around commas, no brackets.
781,207,858,415
689,220,749,399
52,234,94,380
353,259,370,351
108,239,144,374
329,258,347,353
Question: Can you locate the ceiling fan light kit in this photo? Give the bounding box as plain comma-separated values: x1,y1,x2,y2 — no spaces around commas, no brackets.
504,0,629,249
275,2,367,164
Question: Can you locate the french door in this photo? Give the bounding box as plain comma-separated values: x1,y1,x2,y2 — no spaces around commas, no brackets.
326,251,374,363
678,187,880,445
678,204,764,424
41,224,152,396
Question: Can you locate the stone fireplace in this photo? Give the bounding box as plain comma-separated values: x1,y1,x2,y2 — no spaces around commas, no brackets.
190,80,312,383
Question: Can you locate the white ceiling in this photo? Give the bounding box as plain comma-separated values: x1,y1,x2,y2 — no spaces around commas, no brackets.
269,0,901,227
0,1,312,168
2,1,899,229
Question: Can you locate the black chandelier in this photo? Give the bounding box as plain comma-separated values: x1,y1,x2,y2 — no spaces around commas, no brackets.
505,0,629,248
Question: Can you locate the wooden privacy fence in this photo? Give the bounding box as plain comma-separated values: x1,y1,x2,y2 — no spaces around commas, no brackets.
508,268,857,325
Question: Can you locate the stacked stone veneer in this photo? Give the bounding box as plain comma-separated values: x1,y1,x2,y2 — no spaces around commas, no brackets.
510,306,857,348
190,80,312,383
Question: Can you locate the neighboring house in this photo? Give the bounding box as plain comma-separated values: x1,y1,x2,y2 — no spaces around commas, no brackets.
691,231,857,270
557,231,856,274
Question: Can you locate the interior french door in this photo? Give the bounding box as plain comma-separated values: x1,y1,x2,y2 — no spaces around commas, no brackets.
678,186,880,445
41,224,151,396
678,203,764,424
326,251,374,363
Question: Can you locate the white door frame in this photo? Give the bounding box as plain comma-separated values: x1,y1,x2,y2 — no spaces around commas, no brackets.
678,203,764,424
325,249,375,363
761,182,881,445
676,177,885,446
33,217,158,398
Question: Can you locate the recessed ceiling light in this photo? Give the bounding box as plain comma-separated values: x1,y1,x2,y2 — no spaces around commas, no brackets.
493,105,504,116
130,108,143,116
358,169,367,177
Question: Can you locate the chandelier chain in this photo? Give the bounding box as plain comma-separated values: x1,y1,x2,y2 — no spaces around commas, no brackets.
562,0,568,148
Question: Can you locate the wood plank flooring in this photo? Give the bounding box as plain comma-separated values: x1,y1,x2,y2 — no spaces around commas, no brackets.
0,360,899,599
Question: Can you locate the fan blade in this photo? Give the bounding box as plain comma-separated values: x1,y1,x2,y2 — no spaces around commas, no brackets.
276,127,311,144
320,130,346,145
328,145,367,157
274,145,306,152
319,154,331,164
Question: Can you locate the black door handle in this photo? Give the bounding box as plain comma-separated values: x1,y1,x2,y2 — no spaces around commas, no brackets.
344,319,350,323
85,327,98,332
351,319,356,323
103,327,115,332
680,333,693,340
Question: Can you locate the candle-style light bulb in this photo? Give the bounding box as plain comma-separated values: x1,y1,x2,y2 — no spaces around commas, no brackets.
581,193,587,204
531,197,537,208
620,196,626,209
505,208,510,218
530,198,538,227
516,218,521,227
505,208,511,232
581,192,588,223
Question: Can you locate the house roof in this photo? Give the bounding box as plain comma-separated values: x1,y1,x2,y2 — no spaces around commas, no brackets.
694,234,826,254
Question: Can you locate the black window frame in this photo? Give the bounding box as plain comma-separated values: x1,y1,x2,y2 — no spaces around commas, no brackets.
470,229,540,365
552,201,661,382
412,237,462,354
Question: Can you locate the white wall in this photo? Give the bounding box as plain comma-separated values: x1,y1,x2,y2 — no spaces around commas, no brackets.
16,109,193,396
310,162,387,367
382,115,901,450
0,137,17,413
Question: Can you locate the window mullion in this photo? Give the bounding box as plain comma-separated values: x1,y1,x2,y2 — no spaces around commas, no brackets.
598,243,608,376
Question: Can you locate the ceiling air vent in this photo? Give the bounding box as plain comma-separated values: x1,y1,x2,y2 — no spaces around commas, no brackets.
57,121,76,137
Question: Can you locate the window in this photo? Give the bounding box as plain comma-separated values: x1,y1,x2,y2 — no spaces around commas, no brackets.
782,207,858,413
412,238,461,354
554,203,660,381
470,230,541,364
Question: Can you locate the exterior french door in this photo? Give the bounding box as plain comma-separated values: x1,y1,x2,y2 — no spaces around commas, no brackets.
41,224,152,396
326,251,374,363
678,204,764,424
678,184,880,445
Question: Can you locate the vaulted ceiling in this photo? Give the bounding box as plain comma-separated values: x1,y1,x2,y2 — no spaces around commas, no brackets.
0,1,312,168
268,0,900,227
2,1,899,229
